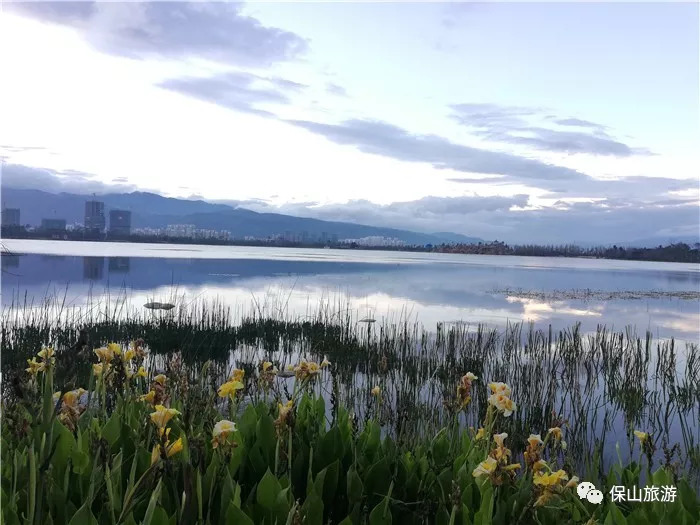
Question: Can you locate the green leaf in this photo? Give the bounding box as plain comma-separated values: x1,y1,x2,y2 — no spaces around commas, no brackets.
225,503,255,525
461,504,473,525
257,468,282,510
102,411,121,447
473,483,493,525
67,502,99,525
435,505,450,525
219,471,237,520
300,488,324,525
604,502,628,525
318,426,343,469
347,466,364,506
150,507,169,525
51,419,76,475
677,479,698,516
141,479,163,525
365,458,390,498
431,429,450,468
274,487,291,524
256,414,276,467
71,449,89,474
369,495,392,525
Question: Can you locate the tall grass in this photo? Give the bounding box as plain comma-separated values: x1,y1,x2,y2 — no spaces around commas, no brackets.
2,292,698,483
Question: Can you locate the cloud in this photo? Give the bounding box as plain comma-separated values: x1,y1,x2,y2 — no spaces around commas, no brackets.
550,117,607,131
247,195,699,245
326,83,348,97
450,103,646,157
286,118,591,182
8,1,308,66
158,71,303,116
0,163,138,194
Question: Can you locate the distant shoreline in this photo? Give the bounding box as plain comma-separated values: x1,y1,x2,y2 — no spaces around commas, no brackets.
2,230,699,264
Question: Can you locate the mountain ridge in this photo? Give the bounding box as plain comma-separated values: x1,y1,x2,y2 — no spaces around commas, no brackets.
0,187,483,245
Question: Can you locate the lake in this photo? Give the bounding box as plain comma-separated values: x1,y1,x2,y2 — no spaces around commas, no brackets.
3,239,700,474
2,239,699,342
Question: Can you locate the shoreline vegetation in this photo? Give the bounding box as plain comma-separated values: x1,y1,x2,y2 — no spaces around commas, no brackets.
2,329,699,524
3,230,700,264
0,297,700,525
494,288,700,301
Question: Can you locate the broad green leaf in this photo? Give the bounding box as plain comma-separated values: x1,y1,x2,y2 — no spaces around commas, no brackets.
149,507,169,525
257,468,282,510
431,429,450,468
604,502,628,525
347,466,364,505
102,411,121,447
66,502,99,525
365,458,390,498
300,488,324,525
255,414,276,466
369,495,392,525
225,503,255,525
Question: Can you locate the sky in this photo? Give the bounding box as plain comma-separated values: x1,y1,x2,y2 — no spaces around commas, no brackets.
1,1,698,244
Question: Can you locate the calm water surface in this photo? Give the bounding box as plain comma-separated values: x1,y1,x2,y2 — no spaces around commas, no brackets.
3,239,699,342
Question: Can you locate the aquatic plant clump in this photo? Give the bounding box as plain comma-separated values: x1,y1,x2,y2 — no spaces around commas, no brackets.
2,294,699,481
2,344,697,524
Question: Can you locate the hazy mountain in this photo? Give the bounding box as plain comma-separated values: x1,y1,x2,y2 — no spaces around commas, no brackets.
1,188,482,245
621,235,700,248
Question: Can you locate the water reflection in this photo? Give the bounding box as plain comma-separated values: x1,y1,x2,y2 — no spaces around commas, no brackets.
1,249,698,342
108,257,130,274
83,256,104,280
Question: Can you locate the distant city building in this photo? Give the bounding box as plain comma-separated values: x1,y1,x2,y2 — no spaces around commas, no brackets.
1,208,20,228
132,227,164,236
109,209,132,236
342,236,405,247
40,218,67,232
165,224,196,238
85,201,105,233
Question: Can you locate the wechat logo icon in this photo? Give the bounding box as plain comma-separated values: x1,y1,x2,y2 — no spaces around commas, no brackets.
577,481,604,504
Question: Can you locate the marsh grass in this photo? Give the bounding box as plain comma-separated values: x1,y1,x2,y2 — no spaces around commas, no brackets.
2,291,698,484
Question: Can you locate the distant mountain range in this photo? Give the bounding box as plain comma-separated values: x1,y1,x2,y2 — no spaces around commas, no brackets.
0,188,483,245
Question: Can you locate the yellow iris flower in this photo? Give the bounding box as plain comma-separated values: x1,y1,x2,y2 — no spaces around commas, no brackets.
472,457,498,478
634,430,649,444
62,388,87,407
26,358,43,375
212,419,237,448
151,436,184,464
37,346,55,361
140,390,156,404
534,469,569,487
547,427,563,441
150,405,180,428
94,347,114,364
218,380,244,399
488,382,511,397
